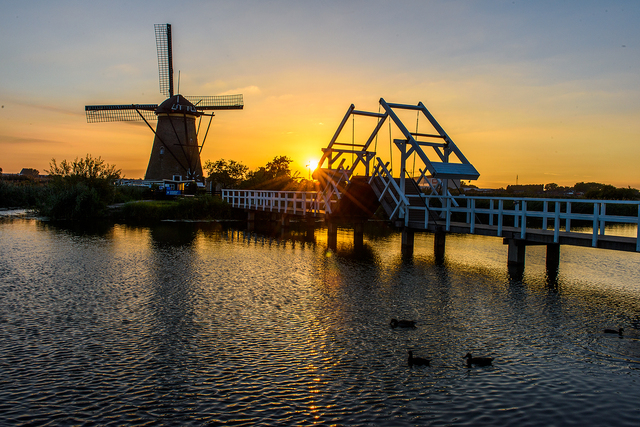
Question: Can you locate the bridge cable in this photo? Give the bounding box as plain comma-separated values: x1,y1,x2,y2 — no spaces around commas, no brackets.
352,114,355,170
405,168,440,228
413,110,418,179
374,104,380,154
389,117,393,174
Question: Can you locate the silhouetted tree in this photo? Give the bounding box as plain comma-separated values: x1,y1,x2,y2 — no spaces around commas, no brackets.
241,155,302,190
39,154,122,220
203,159,248,189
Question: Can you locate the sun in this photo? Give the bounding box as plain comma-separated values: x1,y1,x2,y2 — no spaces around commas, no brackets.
304,158,320,180
307,158,320,171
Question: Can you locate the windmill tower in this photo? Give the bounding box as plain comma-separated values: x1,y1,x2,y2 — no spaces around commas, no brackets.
85,24,243,183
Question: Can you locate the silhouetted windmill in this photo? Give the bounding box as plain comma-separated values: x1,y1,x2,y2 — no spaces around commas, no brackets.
85,24,243,183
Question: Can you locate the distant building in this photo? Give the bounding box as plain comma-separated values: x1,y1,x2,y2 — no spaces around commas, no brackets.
19,168,40,178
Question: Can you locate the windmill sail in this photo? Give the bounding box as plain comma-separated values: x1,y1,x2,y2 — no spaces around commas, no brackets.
85,104,158,123
155,23,174,98
184,95,244,110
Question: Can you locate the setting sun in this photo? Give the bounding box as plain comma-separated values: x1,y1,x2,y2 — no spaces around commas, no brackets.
304,158,319,179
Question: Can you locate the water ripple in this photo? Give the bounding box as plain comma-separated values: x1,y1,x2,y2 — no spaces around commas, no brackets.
1,220,639,425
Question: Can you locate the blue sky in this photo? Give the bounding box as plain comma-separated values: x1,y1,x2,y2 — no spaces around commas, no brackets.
1,0,638,188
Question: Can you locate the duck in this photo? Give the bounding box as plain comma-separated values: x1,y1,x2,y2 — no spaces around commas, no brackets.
408,351,430,366
390,319,416,329
464,353,494,367
604,327,624,336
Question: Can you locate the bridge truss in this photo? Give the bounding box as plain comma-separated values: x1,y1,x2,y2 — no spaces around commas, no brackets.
313,98,479,222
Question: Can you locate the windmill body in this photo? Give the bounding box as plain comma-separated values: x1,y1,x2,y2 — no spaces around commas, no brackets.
85,24,243,184
145,95,204,181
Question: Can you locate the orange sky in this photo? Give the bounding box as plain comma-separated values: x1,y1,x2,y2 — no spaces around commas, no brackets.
1,1,639,189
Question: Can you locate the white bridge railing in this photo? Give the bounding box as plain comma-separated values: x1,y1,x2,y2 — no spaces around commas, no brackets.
222,189,323,217
222,188,640,251
406,195,640,251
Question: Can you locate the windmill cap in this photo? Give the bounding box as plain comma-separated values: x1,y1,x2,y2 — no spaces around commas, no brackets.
156,95,201,116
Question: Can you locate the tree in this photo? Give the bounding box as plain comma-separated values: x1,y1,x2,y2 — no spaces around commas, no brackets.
574,182,604,194
48,154,120,183
265,155,293,179
39,154,122,220
241,155,300,190
203,159,248,189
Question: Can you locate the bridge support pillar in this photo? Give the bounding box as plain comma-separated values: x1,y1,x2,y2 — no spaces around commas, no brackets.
546,243,560,272
327,221,338,251
280,214,290,228
507,239,526,266
401,228,414,255
247,211,255,232
354,221,364,251
304,217,315,241
434,229,446,264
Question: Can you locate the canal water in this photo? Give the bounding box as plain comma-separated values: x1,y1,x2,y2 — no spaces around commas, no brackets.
1,216,639,426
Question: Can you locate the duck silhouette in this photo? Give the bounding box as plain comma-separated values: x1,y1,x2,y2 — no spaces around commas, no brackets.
408,351,430,366
390,319,416,329
464,353,494,367
604,327,623,336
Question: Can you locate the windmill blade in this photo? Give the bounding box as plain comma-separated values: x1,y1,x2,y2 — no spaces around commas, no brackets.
85,104,158,123
155,23,174,98
185,94,244,110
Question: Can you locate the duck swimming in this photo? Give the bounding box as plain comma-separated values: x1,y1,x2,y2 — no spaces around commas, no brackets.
390,319,416,329
464,353,494,367
408,351,430,366
604,327,623,336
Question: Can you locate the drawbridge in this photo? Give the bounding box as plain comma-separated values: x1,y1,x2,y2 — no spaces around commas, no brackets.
313,98,479,225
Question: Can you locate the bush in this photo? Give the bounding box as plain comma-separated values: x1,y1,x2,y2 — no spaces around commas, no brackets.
37,155,122,220
38,182,105,220
119,195,241,222
0,180,47,208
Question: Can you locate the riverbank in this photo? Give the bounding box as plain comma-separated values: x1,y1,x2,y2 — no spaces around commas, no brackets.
107,196,245,223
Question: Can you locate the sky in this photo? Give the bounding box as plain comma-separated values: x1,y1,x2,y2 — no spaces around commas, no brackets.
1,0,639,189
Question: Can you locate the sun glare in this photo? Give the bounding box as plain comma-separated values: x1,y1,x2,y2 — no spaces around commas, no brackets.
307,158,319,171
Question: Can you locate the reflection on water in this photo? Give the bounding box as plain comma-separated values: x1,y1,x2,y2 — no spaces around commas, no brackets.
1,218,639,426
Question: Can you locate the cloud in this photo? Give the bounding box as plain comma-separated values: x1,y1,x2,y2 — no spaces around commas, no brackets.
0,134,62,145
220,85,261,96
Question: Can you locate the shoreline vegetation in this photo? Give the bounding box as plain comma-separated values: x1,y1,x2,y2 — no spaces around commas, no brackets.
1,154,639,222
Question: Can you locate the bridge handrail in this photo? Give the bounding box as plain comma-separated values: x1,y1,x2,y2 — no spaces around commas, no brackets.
317,160,351,214
411,195,640,250
369,158,410,220
221,189,322,216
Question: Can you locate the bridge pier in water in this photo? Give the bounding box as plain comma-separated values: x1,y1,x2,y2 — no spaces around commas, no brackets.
247,211,256,232
506,238,561,273
402,228,446,263
325,220,365,252
401,228,414,255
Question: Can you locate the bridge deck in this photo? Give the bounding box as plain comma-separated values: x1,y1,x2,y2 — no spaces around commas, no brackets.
222,186,640,253
416,221,638,253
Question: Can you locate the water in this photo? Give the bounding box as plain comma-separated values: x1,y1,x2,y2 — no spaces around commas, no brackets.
1,217,640,426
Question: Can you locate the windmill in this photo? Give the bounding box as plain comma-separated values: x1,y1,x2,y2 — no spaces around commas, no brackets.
85,24,243,183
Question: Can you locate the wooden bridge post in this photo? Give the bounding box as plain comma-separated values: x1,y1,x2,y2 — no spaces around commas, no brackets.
434,229,446,264
353,221,365,251
247,211,255,232
401,228,414,255
304,217,315,241
327,221,338,251
507,239,526,266
546,243,560,272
